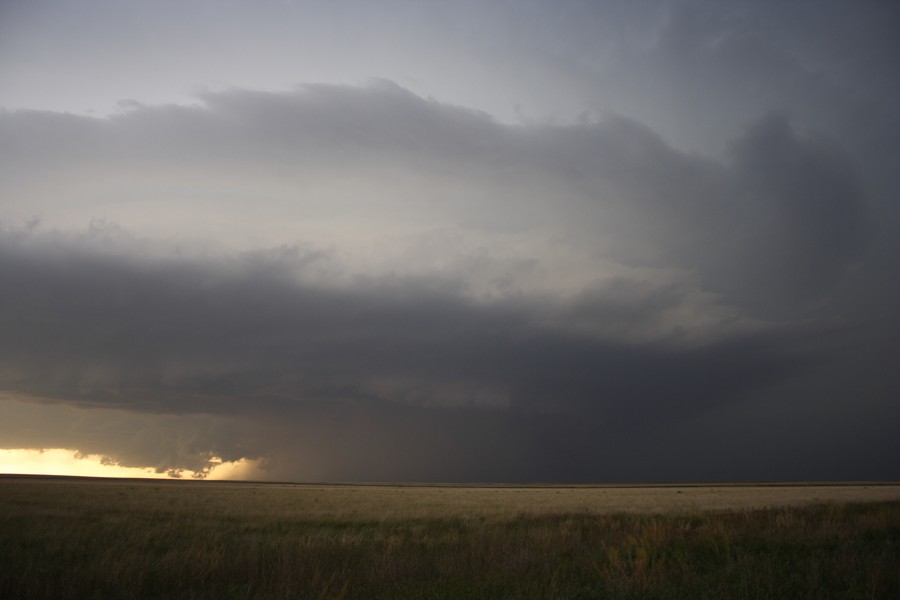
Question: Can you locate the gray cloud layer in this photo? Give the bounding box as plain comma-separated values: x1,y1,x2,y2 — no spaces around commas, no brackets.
1,1,898,481
0,82,868,316
0,224,852,481
0,226,801,418
2,82,896,480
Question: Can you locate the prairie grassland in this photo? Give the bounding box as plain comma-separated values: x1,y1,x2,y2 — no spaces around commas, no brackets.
2,477,899,599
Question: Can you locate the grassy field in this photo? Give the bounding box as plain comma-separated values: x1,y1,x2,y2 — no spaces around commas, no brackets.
2,477,899,599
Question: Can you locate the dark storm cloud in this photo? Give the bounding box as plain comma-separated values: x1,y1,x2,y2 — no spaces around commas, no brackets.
722,114,866,314
0,80,892,481
0,224,823,481
0,227,801,421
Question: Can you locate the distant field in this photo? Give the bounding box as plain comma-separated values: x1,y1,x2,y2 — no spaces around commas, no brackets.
2,476,899,598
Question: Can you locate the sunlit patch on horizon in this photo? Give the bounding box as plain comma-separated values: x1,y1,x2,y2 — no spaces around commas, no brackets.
0,449,264,480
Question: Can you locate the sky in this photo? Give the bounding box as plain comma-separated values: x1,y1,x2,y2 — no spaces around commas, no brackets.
1,0,898,482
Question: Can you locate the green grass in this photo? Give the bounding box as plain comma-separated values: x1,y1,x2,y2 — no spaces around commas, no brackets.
2,478,898,599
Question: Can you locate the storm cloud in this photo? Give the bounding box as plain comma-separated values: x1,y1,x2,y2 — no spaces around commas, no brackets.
0,223,801,416
1,0,898,481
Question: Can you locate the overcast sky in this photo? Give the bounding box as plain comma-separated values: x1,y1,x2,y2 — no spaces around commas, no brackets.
1,0,898,482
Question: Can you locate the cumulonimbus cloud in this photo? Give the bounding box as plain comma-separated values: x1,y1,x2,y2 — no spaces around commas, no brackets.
0,81,883,480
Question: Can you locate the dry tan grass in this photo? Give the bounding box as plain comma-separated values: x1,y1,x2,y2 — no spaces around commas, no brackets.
274,482,900,520
4,476,898,521
2,476,899,599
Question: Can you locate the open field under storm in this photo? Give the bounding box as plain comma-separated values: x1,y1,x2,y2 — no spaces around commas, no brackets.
2,477,899,599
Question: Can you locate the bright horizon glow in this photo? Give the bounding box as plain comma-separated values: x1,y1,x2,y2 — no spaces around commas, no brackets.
0,448,264,480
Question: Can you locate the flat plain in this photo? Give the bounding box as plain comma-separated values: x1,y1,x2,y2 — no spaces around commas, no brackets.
2,476,899,598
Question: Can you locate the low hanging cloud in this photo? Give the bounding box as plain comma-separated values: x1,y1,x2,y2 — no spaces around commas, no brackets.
0,223,811,481
0,81,886,481
0,224,800,416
